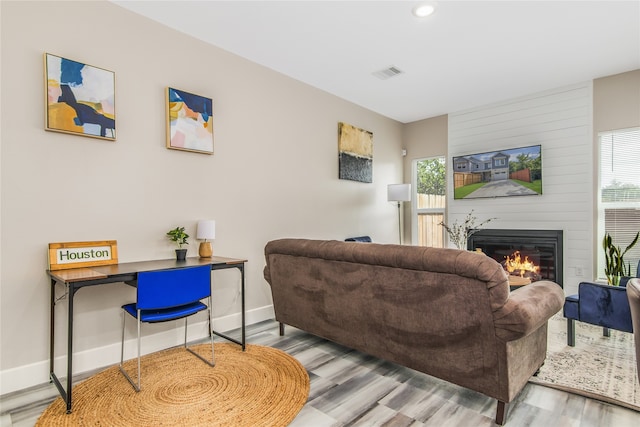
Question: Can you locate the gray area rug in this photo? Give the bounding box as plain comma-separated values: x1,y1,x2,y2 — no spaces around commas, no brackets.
529,313,639,411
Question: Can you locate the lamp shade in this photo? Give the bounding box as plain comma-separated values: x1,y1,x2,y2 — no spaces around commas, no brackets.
387,184,411,202
196,220,216,240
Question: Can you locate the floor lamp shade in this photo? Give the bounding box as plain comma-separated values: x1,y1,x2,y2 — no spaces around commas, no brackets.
196,220,215,258
387,184,411,202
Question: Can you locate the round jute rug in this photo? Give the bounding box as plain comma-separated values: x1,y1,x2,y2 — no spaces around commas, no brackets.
36,343,309,426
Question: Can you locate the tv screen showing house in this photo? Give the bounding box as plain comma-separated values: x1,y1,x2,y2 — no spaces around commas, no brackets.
452,145,542,200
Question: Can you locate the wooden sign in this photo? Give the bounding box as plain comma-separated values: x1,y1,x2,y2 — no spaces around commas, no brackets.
48,240,118,271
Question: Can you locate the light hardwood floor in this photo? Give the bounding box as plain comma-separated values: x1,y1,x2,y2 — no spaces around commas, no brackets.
1,320,638,426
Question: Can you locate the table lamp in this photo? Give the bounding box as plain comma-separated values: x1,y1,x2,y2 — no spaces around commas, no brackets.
196,220,216,258
387,184,411,244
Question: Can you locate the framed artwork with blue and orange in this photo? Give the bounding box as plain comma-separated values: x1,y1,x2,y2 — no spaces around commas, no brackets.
166,87,214,155
44,53,116,140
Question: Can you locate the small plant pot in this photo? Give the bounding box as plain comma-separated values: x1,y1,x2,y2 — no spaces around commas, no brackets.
175,248,187,261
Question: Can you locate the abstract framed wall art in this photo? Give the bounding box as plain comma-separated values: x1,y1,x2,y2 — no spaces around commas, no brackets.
166,87,214,154
44,53,116,140
338,122,373,183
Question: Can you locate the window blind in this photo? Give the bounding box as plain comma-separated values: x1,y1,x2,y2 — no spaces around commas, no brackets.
599,128,640,277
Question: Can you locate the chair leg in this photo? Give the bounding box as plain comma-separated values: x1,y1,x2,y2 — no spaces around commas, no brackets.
118,311,142,392
208,302,215,365
137,314,141,389
120,311,125,367
567,318,576,347
279,322,285,336
603,327,611,337
185,304,215,367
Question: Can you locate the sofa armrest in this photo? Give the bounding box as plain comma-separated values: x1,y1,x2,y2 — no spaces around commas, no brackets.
493,280,564,341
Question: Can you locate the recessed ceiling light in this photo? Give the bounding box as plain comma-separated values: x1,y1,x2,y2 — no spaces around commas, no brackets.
412,3,436,18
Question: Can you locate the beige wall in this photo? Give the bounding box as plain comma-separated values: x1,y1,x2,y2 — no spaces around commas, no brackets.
594,69,640,132
0,1,403,392
401,115,448,244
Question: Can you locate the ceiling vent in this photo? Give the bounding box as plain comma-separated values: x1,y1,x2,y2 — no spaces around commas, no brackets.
372,66,404,80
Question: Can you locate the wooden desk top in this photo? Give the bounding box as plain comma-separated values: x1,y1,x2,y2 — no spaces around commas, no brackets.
49,268,109,283
48,256,247,284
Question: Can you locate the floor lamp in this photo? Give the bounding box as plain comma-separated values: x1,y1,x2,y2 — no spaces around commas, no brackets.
387,184,411,244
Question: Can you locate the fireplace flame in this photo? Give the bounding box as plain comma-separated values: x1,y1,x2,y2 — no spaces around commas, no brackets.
504,251,540,277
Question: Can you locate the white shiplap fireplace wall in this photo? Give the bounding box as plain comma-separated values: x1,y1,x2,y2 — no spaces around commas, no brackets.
448,82,593,296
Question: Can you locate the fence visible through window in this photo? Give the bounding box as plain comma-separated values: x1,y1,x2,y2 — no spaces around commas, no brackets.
415,156,446,248
417,194,446,247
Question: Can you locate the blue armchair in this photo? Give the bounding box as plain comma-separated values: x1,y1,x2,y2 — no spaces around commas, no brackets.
563,260,639,346
563,281,633,346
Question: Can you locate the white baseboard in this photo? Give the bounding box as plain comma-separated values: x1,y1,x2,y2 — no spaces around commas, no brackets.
0,305,275,396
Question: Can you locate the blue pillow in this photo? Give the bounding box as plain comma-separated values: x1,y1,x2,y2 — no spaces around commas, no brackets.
345,236,372,243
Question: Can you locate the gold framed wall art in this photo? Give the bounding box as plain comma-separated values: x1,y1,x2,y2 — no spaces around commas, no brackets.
166,87,214,154
44,53,116,140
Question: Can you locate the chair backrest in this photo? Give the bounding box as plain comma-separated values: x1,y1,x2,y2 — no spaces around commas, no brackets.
136,265,211,310
578,281,633,333
627,278,640,383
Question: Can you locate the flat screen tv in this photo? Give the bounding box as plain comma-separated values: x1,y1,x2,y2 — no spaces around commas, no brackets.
452,144,542,200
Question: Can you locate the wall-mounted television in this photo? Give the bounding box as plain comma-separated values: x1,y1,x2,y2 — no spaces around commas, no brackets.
452,144,542,200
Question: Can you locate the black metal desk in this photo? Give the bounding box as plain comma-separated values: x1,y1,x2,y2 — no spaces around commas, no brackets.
47,256,247,413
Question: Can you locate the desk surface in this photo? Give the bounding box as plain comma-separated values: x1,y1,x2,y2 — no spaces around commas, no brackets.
48,256,247,284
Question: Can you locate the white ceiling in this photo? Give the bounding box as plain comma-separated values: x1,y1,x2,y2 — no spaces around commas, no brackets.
113,1,640,123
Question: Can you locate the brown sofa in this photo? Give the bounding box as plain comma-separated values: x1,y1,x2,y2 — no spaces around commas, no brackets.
263,239,564,425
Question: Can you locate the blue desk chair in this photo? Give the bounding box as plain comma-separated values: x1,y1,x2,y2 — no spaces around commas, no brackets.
119,265,214,391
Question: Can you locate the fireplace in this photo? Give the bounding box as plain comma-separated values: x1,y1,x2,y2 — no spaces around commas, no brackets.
467,229,563,288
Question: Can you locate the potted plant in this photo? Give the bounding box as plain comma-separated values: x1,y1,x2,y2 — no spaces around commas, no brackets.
166,226,189,261
603,231,639,286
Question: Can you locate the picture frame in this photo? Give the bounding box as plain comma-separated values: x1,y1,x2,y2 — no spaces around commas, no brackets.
338,122,373,183
44,53,116,140
166,87,214,154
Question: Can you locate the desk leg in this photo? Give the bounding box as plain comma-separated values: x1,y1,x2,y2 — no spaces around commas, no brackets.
211,263,246,351
49,279,55,376
49,281,75,413
240,264,245,350
65,287,75,413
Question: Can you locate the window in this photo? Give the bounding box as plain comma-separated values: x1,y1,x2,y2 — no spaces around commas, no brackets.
413,157,446,247
598,128,640,279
